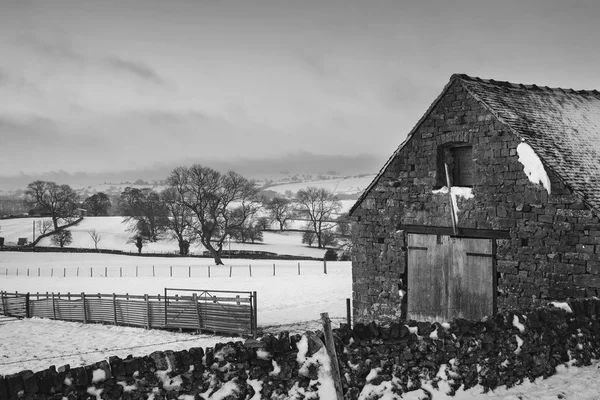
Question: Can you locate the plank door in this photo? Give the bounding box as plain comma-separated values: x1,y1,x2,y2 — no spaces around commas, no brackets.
407,233,493,322
447,237,493,321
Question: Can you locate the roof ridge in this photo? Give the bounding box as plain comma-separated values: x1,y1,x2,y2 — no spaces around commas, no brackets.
451,73,600,97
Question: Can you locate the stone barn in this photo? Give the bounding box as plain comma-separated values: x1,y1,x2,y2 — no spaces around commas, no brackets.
349,74,600,324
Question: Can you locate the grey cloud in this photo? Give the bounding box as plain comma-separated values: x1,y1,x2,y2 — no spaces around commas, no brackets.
21,34,166,85
104,57,165,85
0,69,9,85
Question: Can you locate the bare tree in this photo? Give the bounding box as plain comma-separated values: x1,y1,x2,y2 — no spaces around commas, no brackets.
51,230,73,248
118,187,168,242
295,187,341,249
302,229,316,247
37,219,53,235
160,187,196,255
25,181,79,230
167,165,261,265
265,197,295,231
87,229,102,250
82,192,112,216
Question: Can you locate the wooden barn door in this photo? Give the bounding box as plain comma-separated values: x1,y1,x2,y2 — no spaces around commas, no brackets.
407,233,494,322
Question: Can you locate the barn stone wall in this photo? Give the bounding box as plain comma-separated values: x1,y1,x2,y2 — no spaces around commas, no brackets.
351,81,600,324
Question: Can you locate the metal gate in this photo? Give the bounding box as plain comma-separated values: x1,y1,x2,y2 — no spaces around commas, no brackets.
165,288,257,336
407,233,494,322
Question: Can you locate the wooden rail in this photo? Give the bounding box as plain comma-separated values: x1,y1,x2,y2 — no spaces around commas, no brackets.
0,289,257,336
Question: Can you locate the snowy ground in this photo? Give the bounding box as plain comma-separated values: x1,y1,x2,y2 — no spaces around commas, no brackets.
0,252,350,376
0,216,329,258
0,317,236,375
0,253,351,327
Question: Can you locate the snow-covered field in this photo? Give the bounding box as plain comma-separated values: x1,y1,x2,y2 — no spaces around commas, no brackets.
2,256,600,400
265,175,374,197
0,216,328,258
0,252,350,374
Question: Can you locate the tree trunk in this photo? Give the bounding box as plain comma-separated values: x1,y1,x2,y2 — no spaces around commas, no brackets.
204,242,224,265
52,216,59,231
212,249,223,265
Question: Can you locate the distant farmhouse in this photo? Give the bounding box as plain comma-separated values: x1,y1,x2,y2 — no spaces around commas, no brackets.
349,74,600,323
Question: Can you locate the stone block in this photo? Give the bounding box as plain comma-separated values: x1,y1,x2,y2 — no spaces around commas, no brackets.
573,274,600,288
4,373,24,398
19,370,37,394
69,367,88,387
0,376,7,400
91,360,111,383
108,356,125,377
34,368,54,394
149,351,169,371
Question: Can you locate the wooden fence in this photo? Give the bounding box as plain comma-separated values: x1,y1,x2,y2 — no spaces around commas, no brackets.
0,289,257,337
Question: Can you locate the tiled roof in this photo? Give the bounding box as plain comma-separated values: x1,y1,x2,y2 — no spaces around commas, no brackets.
349,74,600,215
456,74,600,211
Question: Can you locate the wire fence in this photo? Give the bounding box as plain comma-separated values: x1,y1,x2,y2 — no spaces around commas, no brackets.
0,260,344,278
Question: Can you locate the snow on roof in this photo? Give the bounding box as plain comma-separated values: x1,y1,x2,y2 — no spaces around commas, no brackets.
458,74,600,212
350,74,600,215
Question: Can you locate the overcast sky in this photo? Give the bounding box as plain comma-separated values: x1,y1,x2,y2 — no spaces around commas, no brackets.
1,0,600,180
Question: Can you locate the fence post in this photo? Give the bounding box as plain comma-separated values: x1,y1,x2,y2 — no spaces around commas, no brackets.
208,265,211,278
170,266,173,277
346,298,352,327
193,293,202,333
189,266,191,278
249,264,252,277
105,267,107,277
153,265,155,277
136,266,138,277
120,267,122,278
63,267,66,278
82,293,87,323
229,265,232,277
298,262,300,275
90,267,93,277
51,293,56,320
27,268,29,277
272,263,275,276
324,260,328,274
113,293,118,325
76,267,79,277
38,267,40,277
1,291,5,316
164,288,168,327
321,312,344,400
25,293,30,318
144,294,150,329
252,291,258,338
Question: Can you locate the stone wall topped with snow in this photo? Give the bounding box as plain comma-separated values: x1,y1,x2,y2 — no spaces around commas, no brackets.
0,331,336,400
336,298,600,398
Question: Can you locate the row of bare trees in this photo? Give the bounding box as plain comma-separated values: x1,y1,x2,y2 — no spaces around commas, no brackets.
23,165,347,265
118,165,345,264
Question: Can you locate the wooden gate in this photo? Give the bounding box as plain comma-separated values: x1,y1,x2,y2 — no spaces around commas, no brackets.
407,233,494,322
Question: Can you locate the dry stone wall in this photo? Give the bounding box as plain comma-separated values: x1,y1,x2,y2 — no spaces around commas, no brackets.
337,299,600,399
351,80,600,324
0,331,336,400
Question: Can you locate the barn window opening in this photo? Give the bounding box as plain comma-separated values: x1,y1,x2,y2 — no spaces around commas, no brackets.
436,145,475,187
378,237,385,244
